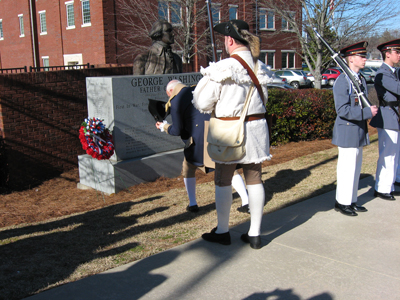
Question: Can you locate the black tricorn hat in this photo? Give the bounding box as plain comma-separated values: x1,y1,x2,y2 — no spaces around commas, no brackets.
148,99,169,122
340,41,368,58
377,39,400,52
214,19,249,45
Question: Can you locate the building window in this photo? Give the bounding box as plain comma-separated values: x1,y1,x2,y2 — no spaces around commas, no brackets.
18,14,25,37
260,51,275,68
282,51,295,68
0,20,3,40
39,11,47,34
282,12,295,31
158,1,181,26
170,2,181,26
42,56,50,71
260,9,274,30
66,1,75,29
212,4,220,24
229,5,237,20
81,0,91,26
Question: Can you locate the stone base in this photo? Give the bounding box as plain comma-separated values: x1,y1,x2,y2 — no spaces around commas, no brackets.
78,149,184,194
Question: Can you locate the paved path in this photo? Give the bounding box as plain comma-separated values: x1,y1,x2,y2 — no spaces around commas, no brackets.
26,176,400,300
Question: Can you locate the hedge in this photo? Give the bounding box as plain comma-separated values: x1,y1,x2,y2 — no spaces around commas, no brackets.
266,88,336,145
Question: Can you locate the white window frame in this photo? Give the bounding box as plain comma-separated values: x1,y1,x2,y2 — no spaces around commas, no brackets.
0,19,3,40
81,0,91,27
158,1,182,27
282,11,295,31
259,9,275,31
42,56,50,71
282,50,295,69
18,14,25,37
39,10,47,35
66,1,75,29
228,5,238,20
260,50,276,69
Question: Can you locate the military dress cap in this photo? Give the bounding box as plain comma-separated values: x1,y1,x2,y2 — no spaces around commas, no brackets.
340,41,368,57
377,39,400,52
213,19,249,44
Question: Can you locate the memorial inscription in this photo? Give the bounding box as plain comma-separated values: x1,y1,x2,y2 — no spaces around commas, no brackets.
86,72,202,161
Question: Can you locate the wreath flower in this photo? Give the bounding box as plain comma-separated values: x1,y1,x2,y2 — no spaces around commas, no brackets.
79,117,114,160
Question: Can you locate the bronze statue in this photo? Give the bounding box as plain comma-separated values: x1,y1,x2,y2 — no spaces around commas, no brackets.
133,20,183,75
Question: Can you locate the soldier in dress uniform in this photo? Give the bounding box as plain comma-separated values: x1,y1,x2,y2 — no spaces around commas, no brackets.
155,80,249,212
133,20,182,75
369,39,400,201
332,42,378,216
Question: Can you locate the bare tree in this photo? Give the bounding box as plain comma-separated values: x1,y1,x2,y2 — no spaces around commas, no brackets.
257,0,400,88
114,0,211,64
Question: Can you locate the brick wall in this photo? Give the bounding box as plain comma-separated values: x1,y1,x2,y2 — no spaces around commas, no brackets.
0,66,132,190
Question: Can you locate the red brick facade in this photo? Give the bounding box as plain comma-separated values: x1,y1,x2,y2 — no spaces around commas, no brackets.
0,0,302,71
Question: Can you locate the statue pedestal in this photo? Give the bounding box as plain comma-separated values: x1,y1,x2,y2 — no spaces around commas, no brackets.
78,73,202,193
78,149,184,194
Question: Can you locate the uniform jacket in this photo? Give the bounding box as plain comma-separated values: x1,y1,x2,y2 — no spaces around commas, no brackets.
369,63,400,130
133,42,182,75
166,86,209,166
332,72,372,148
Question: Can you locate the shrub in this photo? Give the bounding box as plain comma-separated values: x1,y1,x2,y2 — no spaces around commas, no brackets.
266,88,336,145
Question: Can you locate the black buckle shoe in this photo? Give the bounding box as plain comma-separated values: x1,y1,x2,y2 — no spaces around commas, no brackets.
374,190,395,200
241,233,261,249
202,227,231,245
350,203,368,212
334,202,357,216
186,205,199,212
237,204,250,213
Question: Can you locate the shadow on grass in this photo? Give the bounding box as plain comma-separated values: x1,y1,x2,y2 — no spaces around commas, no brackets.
0,151,374,300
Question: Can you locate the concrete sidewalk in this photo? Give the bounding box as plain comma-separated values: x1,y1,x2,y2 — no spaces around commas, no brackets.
26,176,400,300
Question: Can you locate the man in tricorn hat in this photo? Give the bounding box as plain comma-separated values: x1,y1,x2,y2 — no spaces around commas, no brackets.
332,42,378,216
370,39,400,200
133,20,182,75
192,20,273,249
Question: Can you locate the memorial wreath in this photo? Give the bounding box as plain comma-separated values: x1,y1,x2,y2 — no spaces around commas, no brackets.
79,117,114,160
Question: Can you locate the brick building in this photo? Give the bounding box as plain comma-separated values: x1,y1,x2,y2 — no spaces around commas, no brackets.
0,0,302,71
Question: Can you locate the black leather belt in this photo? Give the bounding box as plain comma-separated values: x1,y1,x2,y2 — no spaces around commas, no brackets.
378,97,400,108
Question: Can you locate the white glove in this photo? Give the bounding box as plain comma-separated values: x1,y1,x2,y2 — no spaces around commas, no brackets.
160,120,169,132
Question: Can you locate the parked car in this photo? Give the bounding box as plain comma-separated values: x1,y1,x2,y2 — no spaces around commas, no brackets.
271,72,288,84
267,82,294,90
360,70,373,83
305,71,328,87
274,70,310,89
361,67,376,82
322,68,341,86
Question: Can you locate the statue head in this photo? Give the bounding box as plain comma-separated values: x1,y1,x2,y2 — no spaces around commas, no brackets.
149,20,174,45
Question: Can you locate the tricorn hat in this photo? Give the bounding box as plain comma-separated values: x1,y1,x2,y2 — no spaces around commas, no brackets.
377,39,400,52
148,99,169,122
214,19,249,45
340,41,368,58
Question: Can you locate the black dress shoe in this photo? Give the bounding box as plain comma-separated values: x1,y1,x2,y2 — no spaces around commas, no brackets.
202,227,231,245
186,205,199,212
237,204,250,213
391,190,400,196
350,203,368,212
394,181,400,187
374,190,395,200
334,202,357,216
241,233,261,249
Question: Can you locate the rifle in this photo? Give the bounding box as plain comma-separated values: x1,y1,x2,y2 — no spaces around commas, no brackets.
313,28,372,108
206,0,217,62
